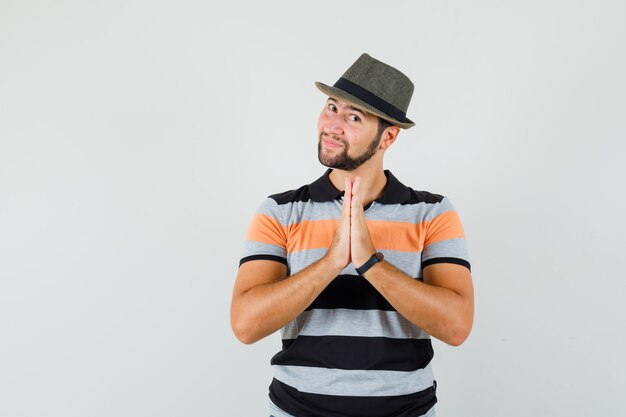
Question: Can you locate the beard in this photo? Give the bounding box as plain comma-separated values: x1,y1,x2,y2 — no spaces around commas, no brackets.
317,132,382,171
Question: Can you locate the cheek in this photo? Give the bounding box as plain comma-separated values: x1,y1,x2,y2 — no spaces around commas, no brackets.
317,113,326,131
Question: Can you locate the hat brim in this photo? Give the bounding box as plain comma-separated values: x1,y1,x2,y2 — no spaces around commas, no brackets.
315,81,415,129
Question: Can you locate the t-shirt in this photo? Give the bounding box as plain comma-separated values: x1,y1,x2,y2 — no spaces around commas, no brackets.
240,169,470,417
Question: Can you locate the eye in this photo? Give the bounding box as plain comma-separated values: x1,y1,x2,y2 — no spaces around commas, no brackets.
328,103,337,112
348,114,361,122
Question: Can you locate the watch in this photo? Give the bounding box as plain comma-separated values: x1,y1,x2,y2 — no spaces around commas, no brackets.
355,252,384,275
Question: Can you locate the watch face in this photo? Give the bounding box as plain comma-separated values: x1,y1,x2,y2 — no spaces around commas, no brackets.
375,252,384,261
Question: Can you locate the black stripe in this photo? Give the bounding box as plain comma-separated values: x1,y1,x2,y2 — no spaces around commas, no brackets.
270,378,437,417
334,78,411,123
422,257,471,271
269,184,313,204
306,274,395,311
239,255,288,267
272,336,433,372
405,188,445,205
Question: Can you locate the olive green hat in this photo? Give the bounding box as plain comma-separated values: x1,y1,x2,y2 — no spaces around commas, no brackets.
315,53,416,129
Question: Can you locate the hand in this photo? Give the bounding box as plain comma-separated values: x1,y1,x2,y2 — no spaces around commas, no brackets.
325,177,352,271
350,177,377,268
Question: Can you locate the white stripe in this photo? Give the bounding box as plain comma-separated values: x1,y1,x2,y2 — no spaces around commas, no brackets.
282,308,430,340
273,364,434,397
287,248,424,277
422,238,468,261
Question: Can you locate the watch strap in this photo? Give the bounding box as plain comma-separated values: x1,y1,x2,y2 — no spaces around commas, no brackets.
356,252,384,275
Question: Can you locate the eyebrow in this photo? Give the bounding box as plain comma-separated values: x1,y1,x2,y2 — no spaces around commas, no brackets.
327,97,368,119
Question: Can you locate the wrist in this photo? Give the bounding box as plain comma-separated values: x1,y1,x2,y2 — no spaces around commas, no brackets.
355,252,385,276
320,254,346,276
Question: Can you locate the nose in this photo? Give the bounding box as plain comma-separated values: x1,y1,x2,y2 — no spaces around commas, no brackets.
323,112,344,136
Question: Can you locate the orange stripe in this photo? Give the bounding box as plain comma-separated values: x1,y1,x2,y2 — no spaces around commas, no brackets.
248,211,465,253
246,213,287,247
286,219,338,253
368,220,426,252
285,219,427,253
423,210,466,246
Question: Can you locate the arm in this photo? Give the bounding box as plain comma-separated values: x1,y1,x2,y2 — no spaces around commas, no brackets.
230,178,354,344
230,256,342,344
361,261,474,346
349,177,474,346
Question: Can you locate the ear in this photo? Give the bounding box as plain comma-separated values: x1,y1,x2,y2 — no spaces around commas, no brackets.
380,126,400,150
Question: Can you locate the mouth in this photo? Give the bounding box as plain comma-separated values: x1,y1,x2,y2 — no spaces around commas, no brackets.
321,134,343,149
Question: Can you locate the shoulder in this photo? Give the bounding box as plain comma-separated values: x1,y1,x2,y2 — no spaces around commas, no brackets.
398,183,459,221
404,187,446,205
252,181,312,218
268,183,312,205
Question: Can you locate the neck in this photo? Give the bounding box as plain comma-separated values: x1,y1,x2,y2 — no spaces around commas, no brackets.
328,164,388,206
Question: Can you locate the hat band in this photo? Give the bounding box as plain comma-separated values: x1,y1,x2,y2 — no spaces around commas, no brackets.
334,77,408,122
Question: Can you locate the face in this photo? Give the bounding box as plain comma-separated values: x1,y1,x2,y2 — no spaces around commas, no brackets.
317,97,383,171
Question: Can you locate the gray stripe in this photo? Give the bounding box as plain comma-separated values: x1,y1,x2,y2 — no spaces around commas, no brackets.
284,201,341,225
366,199,452,223
422,238,469,262
288,248,423,277
241,240,287,259
257,199,340,225
254,198,284,223
286,248,326,275
287,248,364,276
269,400,295,417
273,364,434,397
281,308,430,340
257,198,455,226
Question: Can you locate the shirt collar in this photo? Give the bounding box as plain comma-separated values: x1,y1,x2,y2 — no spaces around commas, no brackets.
309,168,411,204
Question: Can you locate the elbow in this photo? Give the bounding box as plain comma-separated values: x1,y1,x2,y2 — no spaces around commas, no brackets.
444,320,473,347
445,304,474,346
234,333,258,345
230,315,261,345
232,328,256,345
446,330,469,347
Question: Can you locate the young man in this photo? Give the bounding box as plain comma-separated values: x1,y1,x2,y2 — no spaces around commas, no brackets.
231,53,474,417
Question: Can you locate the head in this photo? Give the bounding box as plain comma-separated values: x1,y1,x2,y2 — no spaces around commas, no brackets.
317,97,399,171
314,54,415,170
315,53,416,130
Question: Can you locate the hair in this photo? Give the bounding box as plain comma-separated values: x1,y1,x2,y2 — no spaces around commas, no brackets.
376,117,394,139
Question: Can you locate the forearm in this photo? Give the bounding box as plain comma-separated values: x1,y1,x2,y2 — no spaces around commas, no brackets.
232,256,342,344
363,261,473,346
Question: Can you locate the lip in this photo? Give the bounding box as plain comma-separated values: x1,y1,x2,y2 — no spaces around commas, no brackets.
322,137,343,148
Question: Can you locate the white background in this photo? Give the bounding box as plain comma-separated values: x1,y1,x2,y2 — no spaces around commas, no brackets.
1,1,625,416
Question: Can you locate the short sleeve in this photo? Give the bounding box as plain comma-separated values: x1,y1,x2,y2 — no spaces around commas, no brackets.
421,197,471,271
239,198,288,267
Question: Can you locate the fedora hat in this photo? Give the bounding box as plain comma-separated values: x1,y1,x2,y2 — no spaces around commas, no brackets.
315,53,415,129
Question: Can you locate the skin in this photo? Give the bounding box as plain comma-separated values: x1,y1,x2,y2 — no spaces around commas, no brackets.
231,97,474,346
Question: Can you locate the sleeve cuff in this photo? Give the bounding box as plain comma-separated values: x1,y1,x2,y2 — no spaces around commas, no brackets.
239,254,288,268
421,257,471,271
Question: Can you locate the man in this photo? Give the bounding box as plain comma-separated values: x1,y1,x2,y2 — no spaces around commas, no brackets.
231,53,474,417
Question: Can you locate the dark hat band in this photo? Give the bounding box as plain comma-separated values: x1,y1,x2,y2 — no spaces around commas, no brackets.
334,77,409,123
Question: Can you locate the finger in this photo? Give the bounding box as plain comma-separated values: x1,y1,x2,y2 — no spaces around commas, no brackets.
351,177,362,211
342,177,352,218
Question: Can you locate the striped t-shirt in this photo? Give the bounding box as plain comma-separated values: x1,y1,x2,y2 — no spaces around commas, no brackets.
240,169,470,417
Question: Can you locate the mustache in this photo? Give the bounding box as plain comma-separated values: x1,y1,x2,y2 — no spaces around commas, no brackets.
319,132,345,145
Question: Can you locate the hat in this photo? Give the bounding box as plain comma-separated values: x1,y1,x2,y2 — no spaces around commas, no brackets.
315,53,415,129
